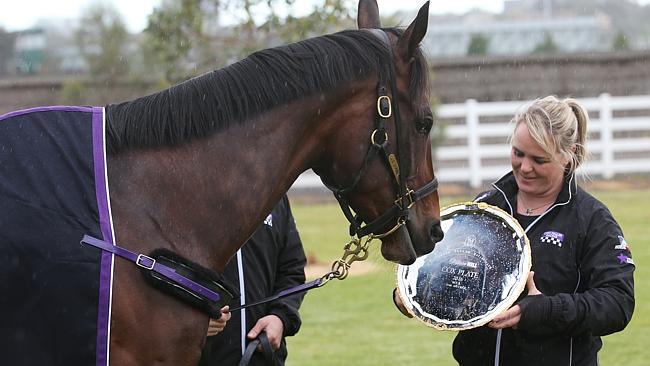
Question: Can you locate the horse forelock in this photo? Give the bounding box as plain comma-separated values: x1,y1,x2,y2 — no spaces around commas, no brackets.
105,27,428,153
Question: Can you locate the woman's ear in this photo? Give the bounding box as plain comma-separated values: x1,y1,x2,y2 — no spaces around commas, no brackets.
560,150,573,170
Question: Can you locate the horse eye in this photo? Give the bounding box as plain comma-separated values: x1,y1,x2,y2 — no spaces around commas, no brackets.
416,115,434,134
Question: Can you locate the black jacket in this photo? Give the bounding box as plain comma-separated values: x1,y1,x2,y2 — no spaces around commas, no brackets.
453,172,635,366
199,196,307,366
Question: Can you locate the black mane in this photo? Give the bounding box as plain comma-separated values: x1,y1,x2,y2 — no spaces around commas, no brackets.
106,28,428,153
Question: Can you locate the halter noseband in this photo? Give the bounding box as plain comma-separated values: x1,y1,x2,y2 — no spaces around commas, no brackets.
318,29,439,240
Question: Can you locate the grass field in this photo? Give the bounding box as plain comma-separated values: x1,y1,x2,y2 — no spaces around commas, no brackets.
285,188,650,365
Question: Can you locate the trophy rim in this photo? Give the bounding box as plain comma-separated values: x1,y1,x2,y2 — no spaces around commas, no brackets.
396,201,532,331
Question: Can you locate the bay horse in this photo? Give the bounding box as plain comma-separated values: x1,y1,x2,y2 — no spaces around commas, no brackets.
0,1,441,365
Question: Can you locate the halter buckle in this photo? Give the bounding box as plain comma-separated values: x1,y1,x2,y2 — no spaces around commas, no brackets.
377,95,392,118
405,188,416,209
395,188,416,209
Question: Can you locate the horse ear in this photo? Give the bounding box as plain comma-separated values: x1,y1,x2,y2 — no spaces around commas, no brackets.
396,1,430,61
357,0,382,29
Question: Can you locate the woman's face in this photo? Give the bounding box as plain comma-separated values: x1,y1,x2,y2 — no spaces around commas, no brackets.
511,123,567,196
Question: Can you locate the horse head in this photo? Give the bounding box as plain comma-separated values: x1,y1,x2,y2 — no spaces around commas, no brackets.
315,0,443,265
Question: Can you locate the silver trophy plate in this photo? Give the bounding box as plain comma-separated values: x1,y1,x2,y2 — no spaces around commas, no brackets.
396,202,531,331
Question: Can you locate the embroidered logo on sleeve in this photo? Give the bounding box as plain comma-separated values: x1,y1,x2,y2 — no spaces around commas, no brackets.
540,231,565,247
264,213,273,227
614,235,630,251
617,253,635,265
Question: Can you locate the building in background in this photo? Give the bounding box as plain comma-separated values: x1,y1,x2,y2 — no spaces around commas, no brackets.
5,21,88,77
415,0,650,59
12,28,45,74
423,14,613,58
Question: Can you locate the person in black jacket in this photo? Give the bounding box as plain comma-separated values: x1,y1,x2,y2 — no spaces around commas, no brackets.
198,195,307,366
395,96,635,365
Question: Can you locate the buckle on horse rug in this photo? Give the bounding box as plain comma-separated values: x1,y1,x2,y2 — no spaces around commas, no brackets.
136,254,155,270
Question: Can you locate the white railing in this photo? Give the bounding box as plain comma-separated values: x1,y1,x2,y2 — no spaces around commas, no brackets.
291,93,650,191
437,93,650,188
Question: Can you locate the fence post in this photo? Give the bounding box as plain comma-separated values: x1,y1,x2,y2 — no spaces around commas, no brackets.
467,99,481,189
599,93,614,179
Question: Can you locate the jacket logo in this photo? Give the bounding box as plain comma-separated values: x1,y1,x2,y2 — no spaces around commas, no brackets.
264,213,273,227
614,235,630,251
540,231,565,247
617,254,635,265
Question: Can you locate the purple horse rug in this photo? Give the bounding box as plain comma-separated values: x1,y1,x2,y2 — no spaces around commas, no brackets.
0,106,114,366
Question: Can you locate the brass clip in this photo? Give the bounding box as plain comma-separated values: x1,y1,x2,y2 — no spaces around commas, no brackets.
394,188,416,209
325,237,372,281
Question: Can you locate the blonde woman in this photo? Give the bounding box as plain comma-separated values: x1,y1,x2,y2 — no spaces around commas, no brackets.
451,96,636,365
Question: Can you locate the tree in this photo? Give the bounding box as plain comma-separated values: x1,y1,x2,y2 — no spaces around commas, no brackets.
41,24,83,76
75,3,130,83
59,80,89,105
263,0,355,43
613,30,630,51
0,28,14,77
532,33,558,54
141,0,356,84
141,0,211,84
467,33,489,56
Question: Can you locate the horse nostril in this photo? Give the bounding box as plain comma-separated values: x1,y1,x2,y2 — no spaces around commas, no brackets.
430,221,444,243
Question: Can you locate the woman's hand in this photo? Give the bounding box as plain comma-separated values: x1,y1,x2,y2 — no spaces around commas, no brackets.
247,315,284,350
393,288,413,318
206,306,231,336
488,272,541,329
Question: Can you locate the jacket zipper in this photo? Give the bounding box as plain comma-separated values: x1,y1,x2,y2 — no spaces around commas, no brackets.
489,175,575,366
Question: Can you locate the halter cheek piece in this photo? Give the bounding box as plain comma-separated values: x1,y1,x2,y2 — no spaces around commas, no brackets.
317,29,438,240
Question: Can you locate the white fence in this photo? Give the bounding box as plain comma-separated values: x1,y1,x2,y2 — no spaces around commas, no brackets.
437,93,650,188
292,94,650,190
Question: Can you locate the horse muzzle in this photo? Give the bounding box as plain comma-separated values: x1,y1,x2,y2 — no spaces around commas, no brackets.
379,216,443,265
380,225,417,265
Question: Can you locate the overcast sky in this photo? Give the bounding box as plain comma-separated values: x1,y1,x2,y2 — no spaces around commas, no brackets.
0,0,506,32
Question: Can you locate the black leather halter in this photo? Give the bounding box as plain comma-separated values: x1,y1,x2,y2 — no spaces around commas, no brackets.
318,30,439,240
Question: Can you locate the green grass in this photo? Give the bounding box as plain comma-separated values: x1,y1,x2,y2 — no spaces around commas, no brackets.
286,189,650,365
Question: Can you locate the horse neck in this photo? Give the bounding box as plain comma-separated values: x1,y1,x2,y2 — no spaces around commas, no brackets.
107,85,365,272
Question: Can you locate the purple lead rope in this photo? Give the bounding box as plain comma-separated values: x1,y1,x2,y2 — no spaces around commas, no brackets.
230,278,323,312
